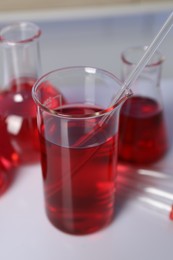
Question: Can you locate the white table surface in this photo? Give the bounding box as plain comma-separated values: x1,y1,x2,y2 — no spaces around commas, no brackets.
0,8,173,260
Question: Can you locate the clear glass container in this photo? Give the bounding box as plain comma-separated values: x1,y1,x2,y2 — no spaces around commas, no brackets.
32,66,130,234
118,46,168,164
0,22,42,165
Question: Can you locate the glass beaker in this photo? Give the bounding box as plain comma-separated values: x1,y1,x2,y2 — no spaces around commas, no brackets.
119,46,168,164
0,22,42,165
32,66,129,235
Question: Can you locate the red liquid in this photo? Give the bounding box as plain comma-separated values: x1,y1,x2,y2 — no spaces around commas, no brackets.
170,205,173,221
0,170,6,194
0,77,39,164
39,105,118,234
119,96,168,164
0,168,12,195
0,116,19,170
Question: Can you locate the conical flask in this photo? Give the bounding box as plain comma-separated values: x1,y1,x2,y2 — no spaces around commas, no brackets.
0,22,42,164
119,46,168,164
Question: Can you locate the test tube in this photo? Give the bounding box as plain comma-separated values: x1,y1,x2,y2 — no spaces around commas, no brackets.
117,174,173,221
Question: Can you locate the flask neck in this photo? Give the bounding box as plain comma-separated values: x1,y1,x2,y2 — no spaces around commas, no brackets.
0,22,41,90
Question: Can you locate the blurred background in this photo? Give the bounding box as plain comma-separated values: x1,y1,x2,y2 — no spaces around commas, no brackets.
0,0,173,79
0,0,172,11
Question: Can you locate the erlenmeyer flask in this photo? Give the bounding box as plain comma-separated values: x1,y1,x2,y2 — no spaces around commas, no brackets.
0,22,42,164
119,46,168,164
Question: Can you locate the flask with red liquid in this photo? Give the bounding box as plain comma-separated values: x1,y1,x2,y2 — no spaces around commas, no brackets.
119,46,168,164
0,22,42,165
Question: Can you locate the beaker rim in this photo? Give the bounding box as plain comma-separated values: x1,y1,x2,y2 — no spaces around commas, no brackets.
121,45,164,67
32,66,127,119
0,22,41,45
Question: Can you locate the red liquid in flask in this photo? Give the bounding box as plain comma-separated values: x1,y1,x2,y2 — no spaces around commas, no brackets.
39,105,118,234
119,96,168,164
170,205,173,221
0,104,19,192
0,77,39,164
0,116,19,170
0,170,8,194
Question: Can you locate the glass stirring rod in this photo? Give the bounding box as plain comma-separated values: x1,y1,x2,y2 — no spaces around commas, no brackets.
99,11,173,128
73,11,173,148
112,11,173,104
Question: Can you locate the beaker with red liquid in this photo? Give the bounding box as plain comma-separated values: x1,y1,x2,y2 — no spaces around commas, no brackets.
0,22,42,165
119,46,168,164
32,66,130,235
